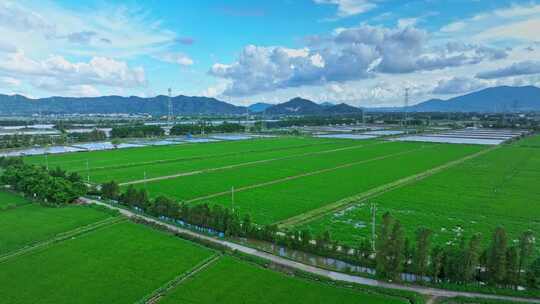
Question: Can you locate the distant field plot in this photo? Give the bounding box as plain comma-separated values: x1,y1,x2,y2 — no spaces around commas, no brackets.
202,143,484,224
25,137,360,183
0,191,30,210
0,203,114,255
302,136,540,251
99,138,363,184
160,256,406,304
0,221,214,304
138,141,426,203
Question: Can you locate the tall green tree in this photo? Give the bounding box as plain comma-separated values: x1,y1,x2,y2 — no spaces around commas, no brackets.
518,230,535,284
506,246,520,289
413,227,432,280
101,181,120,200
387,220,406,281
463,233,482,283
376,212,395,279
487,227,508,285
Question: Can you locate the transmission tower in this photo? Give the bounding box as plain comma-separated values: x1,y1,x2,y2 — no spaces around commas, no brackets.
168,88,173,126
404,88,409,133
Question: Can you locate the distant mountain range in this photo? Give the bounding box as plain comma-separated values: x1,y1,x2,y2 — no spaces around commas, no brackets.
0,94,245,116
1,85,539,116
372,86,540,113
264,97,361,115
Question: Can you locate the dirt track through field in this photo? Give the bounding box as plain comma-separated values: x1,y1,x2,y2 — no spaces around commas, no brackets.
120,141,386,186
185,144,431,203
0,217,124,264
277,145,499,228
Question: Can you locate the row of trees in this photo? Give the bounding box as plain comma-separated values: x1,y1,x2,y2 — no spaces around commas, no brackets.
101,181,539,290
169,122,244,135
0,158,86,205
375,213,538,289
68,129,107,142
110,125,164,138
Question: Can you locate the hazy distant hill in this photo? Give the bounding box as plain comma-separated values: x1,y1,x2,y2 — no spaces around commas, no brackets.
2,85,538,116
371,86,540,113
264,97,361,115
247,102,272,113
0,94,246,116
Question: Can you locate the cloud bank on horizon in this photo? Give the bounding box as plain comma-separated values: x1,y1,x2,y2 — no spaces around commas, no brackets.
0,0,539,107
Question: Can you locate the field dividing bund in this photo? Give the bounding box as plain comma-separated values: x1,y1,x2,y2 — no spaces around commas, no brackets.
278,145,499,228
199,143,484,224
301,134,540,251
26,137,366,184
0,221,215,304
158,256,408,304
0,202,116,256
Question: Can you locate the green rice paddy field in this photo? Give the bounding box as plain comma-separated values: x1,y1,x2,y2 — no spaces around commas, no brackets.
0,220,215,304
302,135,540,252
0,202,114,255
20,135,540,252
25,137,363,184
159,256,407,304
0,191,31,210
0,199,413,304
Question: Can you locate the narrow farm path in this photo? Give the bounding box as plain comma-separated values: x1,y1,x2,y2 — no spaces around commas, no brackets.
140,255,221,304
120,141,385,186
86,198,540,304
0,216,124,264
276,145,499,228
186,144,431,203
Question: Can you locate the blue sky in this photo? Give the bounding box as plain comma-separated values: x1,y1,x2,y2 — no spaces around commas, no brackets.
0,0,539,106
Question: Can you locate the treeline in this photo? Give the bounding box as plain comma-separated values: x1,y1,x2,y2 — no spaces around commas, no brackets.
68,129,107,142
263,116,362,129
0,158,86,205
110,125,164,138
0,134,62,149
100,181,540,291
0,129,106,149
169,122,244,135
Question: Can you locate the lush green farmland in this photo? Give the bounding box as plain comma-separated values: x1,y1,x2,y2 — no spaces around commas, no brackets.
302,138,540,252
25,137,361,183
0,203,114,255
0,191,31,210
0,221,215,304
160,256,407,304
195,143,484,224
138,141,427,201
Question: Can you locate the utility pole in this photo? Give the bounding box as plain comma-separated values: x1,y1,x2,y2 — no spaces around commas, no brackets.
231,186,235,212
143,171,147,189
45,153,49,171
86,159,90,183
371,202,377,252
